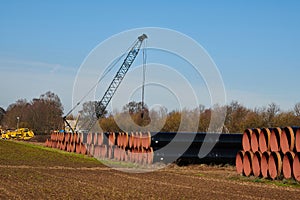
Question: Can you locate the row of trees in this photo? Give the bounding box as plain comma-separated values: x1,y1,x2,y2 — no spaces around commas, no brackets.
96,101,300,133
0,91,64,134
1,91,300,134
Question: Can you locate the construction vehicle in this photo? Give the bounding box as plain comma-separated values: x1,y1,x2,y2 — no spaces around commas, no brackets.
64,114,81,132
63,34,148,133
1,128,34,140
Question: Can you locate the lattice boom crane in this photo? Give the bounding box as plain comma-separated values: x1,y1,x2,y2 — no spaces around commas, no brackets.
95,34,147,119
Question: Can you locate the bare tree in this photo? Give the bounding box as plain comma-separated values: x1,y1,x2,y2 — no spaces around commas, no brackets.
2,91,64,134
266,102,280,127
2,99,30,129
294,102,300,117
0,107,6,125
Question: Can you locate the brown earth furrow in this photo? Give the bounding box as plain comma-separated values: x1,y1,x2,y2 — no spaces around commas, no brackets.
0,186,22,200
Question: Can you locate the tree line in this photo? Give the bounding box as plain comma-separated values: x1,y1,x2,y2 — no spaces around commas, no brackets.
1,91,300,134
0,91,64,134
82,101,300,134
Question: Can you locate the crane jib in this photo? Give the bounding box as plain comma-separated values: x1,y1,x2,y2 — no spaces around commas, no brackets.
95,34,148,120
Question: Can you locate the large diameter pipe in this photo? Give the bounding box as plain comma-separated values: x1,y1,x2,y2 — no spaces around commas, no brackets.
235,150,245,175
282,151,295,179
117,132,122,147
252,151,262,177
242,129,252,151
259,128,271,153
97,132,103,146
270,127,282,152
93,145,100,159
88,144,95,155
292,152,300,181
295,128,300,152
45,139,49,147
80,143,87,155
108,132,117,146
141,132,151,149
250,128,261,152
147,147,154,165
280,126,296,154
75,143,81,154
123,132,129,148
243,151,254,177
261,151,271,178
86,133,93,145
151,132,242,150
93,133,98,145
61,141,66,151
268,151,282,180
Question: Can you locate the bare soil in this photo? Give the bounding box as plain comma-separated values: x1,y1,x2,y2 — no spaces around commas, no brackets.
0,140,299,199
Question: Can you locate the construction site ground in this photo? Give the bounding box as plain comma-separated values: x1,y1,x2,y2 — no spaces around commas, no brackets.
0,140,299,199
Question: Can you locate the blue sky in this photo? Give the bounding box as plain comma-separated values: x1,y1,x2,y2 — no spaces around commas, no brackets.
0,1,300,113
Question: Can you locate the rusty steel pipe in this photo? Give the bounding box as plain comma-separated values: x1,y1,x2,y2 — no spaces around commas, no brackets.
235,150,245,175
282,151,295,179
147,147,154,165
259,128,271,153
261,151,271,178
293,152,300,181
86,133,93,145
93,133,98,145
123,132,129,148
243,151,254,177
108,145,114,159
108,132,116,146
270,127,282,152
242,129,252,151
129,132,134,148
141,132,151,149
280,127,296,154
97,132,104,146
268,151,282,180
75,143,81,154
251,128,261,152
61,141,67,151
80,143,87,155
295,128,300,152
252,151,262,177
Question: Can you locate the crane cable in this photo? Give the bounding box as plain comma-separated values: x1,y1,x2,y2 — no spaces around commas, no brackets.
141,39,147,117
64,39,138,118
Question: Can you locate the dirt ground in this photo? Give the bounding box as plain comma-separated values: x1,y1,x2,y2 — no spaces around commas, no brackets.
0,140,299,199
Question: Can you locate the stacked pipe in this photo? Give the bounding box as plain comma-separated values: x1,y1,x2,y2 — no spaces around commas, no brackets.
45,131,243,165
45,131,154,165
45,131,87,155
107,132,154,165
236,126,300,181
151,132,242,164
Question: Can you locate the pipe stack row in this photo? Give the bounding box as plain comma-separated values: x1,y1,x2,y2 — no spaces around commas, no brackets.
45,131,154,165
45,132,87,154
87,132,154,164
236,127,300,181
151,132,242,164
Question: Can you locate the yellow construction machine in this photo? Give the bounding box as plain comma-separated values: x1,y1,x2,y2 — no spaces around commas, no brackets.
1,128,34,140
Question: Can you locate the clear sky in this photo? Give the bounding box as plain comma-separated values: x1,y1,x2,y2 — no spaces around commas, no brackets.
0,1,300,113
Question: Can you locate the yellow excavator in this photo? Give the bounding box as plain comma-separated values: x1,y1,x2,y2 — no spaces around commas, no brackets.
1,128,34,140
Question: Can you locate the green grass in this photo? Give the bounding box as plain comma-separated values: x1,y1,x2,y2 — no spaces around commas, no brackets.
229,175,300,188
0,140,149,170
196,173,204,177
0,140,102,167
100,159,139,168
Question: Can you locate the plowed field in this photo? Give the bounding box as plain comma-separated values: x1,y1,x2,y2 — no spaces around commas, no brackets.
0,140,299,199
